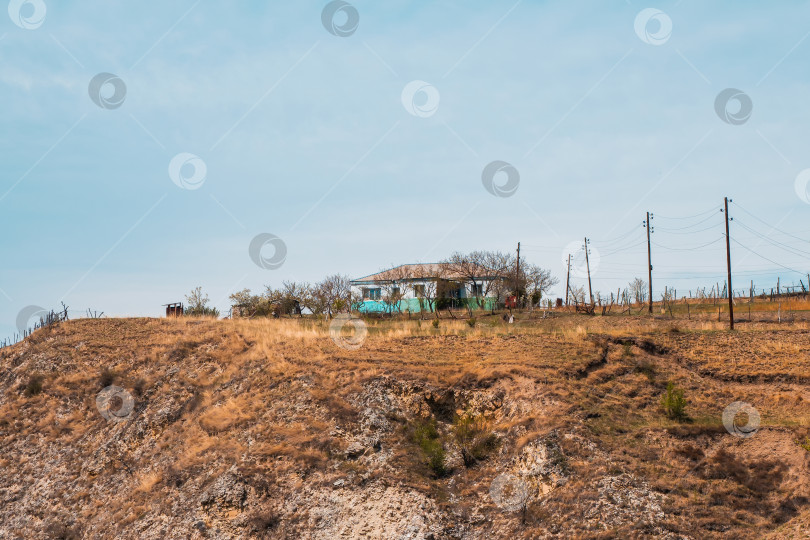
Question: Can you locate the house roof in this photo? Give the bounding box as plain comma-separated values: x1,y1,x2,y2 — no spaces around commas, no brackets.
351,263,501,284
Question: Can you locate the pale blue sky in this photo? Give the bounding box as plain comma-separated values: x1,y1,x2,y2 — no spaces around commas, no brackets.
3,1,810,336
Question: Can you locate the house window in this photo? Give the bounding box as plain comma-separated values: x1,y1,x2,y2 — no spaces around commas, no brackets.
392,287,401,297
413,285,425,297
471,284,483,296
363,288,381,300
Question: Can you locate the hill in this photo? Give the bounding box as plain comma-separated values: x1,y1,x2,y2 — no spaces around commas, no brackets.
1,316,809,538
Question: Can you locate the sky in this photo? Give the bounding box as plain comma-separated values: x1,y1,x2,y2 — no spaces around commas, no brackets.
2,0,810,337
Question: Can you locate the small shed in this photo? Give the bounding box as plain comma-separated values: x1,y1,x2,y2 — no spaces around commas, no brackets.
164,303,184,317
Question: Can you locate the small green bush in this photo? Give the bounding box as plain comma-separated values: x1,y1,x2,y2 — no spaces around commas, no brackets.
432,319,439,329
412,419,446,476
799,437,810,452
466,317,476,328
453,411,500,467
661,381,687,420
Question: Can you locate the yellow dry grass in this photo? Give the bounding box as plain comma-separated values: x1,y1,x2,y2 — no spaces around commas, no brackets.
3,313,810,538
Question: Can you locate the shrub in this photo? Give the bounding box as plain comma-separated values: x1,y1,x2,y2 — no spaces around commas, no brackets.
412,419,446,476
466,317,476,328
44,520,81,540
453,411,500,467
432,319,439,329
799,437,810,452
132,378,146,397
99,368,116,389
661,381,687,420
24,374,43,397
634,359,656,381
184,286,221,318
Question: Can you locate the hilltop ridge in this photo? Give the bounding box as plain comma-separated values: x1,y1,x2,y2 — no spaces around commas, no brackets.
1,316,809,538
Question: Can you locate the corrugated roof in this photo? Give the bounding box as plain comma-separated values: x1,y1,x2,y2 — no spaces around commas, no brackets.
351,263,499,283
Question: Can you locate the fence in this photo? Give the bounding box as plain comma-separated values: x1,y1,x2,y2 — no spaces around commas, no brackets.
0,308,105,349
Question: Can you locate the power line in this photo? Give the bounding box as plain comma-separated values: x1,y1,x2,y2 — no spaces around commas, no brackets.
731,201,808,244
592,223,643,246
734,220,810,257
730,237,805,275
655,206,719,220
601,240,647,258
656,223,719,235
652,237,724,251
655,211,720,231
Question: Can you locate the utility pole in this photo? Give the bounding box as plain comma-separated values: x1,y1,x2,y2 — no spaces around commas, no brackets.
565,254,571,306
584,237,594,307
643,212,654,314
723,197,734,330
515,242,521,302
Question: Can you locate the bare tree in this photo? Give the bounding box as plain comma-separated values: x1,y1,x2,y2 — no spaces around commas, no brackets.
521,264,559,308
480,250,514,310
629,278,648,305
301,282,327,317
313,274,352,318
570,285,586,305
411,263,443,319
445,251,512,315
278,281,307,316
376,265,410,314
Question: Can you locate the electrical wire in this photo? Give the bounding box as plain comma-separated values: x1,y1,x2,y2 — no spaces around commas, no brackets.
652,237,724,251
654,211,720,231
592,223,643,246
601,240,647,258
654,206,719,220
655,224,720,236
732,201,810,244
730,237,805,274
734,220,810,257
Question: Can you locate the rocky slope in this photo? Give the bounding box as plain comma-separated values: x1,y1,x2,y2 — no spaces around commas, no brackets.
1,317,809,538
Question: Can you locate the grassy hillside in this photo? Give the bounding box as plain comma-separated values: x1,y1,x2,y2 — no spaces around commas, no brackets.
1,315,809,538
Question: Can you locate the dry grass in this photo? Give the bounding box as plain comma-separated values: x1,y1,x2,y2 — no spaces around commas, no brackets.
2,313,810,538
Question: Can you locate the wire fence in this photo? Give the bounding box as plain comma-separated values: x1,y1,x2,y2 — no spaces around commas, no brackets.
0,308,105,349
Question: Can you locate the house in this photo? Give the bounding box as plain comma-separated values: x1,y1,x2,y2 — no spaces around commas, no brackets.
350,263,504,313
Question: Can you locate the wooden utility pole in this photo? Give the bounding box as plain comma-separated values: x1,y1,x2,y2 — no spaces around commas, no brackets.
644,211,654,314
565,254,571,306
515,242,521,301
584,237,594,307
723,197,734,330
